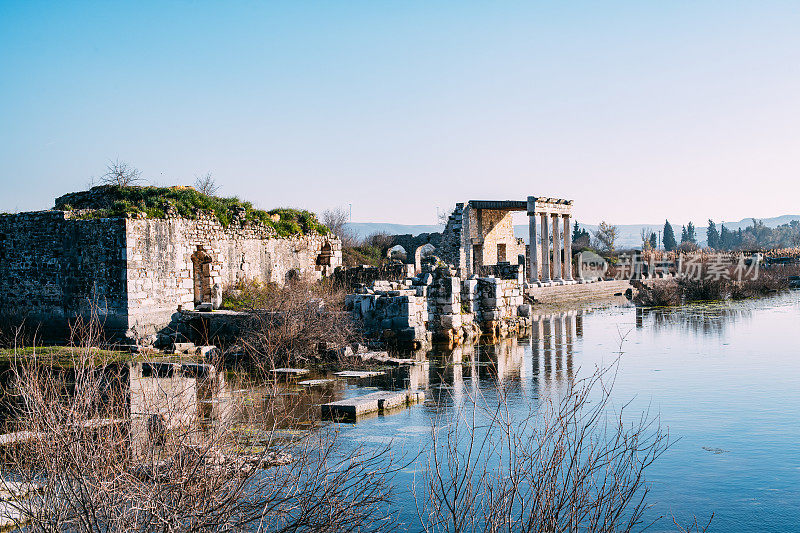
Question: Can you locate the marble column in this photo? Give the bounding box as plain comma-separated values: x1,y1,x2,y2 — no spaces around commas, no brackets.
551,213,562,282
563,214,573,281
540,212,551,282
527,197,539,283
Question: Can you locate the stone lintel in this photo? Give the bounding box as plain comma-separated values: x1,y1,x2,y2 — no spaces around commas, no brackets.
468,200,527,211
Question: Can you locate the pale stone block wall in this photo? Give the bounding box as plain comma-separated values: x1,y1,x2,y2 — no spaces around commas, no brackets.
125,216,341,338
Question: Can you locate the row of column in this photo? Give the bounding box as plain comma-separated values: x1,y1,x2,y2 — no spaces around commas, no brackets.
527,209,573,284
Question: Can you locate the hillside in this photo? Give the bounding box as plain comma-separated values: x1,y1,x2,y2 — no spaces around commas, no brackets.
346,215,800,249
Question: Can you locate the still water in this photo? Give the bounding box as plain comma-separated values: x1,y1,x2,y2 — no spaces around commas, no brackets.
330,292,800,531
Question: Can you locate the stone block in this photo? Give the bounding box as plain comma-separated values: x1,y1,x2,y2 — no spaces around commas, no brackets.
440,314,462,329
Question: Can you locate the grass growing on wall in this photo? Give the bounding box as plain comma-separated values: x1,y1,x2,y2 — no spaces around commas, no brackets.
59,186,329,236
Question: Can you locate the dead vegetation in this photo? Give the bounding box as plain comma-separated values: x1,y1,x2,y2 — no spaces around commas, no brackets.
0,332,396,532
223,277,363,369
633,263,800,306
414,364,712,532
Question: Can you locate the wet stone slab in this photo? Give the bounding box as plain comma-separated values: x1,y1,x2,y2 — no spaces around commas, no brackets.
271,368,309,376
333,370,384,379
321,390,425,422
297,379,334,387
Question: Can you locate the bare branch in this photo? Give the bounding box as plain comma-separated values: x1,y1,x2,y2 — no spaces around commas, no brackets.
100,159,143,187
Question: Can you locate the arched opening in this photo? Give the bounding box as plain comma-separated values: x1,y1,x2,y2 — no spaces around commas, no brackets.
191,247,213,308
414,243,437,274
386,244,407,262
316,241,333,266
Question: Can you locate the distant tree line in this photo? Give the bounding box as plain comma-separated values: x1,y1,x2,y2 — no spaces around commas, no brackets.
659,218,800,251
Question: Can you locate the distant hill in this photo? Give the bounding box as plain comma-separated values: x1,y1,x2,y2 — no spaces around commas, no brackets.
346,215,800,249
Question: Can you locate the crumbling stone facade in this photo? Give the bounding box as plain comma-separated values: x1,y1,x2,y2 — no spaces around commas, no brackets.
0,204,340,342
346,264,531,349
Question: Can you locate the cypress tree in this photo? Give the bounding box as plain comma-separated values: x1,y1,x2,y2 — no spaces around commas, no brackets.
707,220,720,249
686,222,696,243
680,225,688,243
719,224,730,249
649,232,657,249
663,220,677,251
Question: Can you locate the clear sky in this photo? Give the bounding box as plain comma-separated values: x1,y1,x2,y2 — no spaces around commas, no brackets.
2,1,799,225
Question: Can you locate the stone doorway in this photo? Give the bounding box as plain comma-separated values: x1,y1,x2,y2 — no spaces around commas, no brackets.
191,247,213,307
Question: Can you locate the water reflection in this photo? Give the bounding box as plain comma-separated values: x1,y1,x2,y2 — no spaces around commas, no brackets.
636,303,751,335
528,311,579,383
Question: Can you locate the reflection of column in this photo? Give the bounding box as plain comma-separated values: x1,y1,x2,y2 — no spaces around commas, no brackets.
554,313,563,375
552,214,562,281
565,313,574,378
540,213,551,282
576,313,584,338
527,197,539,283
563,214,574,281
531,319,540,376
543,316,552,379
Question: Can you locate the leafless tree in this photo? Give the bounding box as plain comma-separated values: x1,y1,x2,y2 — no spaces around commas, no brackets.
364,231,394,252
641,228,656,251
321,207,358,248
225,277,362,369
194,172,220,196
0,316,394,532
593,221,620,253
413,364,708,532
438,205,456,226
100,158,143,186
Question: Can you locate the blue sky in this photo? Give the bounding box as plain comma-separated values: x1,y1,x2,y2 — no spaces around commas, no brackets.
2,1,799,224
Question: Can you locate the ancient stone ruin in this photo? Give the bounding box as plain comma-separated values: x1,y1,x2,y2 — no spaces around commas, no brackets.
0,187,341,342
347,196,633,348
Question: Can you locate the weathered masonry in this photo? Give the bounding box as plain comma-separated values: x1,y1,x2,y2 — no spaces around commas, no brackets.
425,197,575,284
0,194,340,342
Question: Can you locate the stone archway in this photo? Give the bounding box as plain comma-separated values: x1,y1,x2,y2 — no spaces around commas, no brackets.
191,247,213,308
387,244,407,262
414,243,436,274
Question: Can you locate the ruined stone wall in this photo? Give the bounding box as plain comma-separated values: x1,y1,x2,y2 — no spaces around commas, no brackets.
0,211,128,339
459,205,525,276
437,204,464,270
126,216,341,338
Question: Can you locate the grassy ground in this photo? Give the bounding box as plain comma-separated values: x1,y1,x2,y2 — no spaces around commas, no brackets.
0,346,154,367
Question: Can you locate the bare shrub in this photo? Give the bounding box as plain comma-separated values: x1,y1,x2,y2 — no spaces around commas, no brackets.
415,366,680,532
100,159,143,187
363,231,394,253
321,207,358,249
633,262,799,306
0,330,394,531
194,172,220,196
632,279,681,306
225,278,361,369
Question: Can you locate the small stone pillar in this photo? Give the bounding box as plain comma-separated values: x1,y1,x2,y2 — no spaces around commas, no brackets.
527,197,539,283
563,214,573,281
540,212,551,282
551,213,562,282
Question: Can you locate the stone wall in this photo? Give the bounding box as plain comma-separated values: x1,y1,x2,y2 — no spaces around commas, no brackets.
347,267,529,348
0,211,128,339
126,215,341,338
461,205,525,276
0,210,340,342
527,279,632,304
